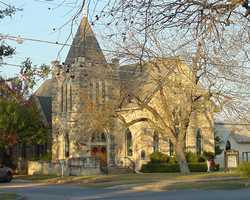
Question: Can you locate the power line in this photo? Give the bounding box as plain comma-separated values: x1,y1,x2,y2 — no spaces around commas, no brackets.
33,0,77,8
1,33,250,70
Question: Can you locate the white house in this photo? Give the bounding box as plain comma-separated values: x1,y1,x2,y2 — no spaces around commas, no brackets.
215,122,250,168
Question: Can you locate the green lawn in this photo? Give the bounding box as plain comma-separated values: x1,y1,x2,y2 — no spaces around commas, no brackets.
0,193,20,200
15,171,243,190
164,179,250,191
79,172,241,188
15,174,58,181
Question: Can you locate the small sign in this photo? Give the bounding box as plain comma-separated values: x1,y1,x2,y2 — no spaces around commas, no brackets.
59,159,66,177
224,149,239,171
59,159,66,166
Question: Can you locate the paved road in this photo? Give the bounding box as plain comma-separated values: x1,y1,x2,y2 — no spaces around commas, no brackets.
1,181,250,200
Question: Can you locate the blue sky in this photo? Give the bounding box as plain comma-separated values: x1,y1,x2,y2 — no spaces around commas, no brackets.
1,0,106,79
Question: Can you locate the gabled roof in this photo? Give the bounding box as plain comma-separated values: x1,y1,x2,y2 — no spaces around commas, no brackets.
65,17,106,65
231,133,250,144
36,96,52,126
34,79,53,97
33,79,53,127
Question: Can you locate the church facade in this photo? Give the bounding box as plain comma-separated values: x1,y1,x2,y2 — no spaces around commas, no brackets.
35,14,215,171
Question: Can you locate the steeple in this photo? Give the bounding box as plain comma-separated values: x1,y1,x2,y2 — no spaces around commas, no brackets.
82,0,88,17
65,0,106,65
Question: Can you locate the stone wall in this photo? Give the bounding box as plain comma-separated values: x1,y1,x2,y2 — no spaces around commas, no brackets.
28,157,100,176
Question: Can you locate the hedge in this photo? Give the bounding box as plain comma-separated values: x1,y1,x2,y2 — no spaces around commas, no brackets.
141,163,209,173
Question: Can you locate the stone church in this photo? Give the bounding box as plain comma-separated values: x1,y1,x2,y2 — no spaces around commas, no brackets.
34,11,215,171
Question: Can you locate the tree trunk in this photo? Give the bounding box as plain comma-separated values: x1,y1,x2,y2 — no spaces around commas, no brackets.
175,141,190,174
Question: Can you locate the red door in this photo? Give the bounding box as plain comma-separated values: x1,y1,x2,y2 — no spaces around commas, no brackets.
91,146,107,167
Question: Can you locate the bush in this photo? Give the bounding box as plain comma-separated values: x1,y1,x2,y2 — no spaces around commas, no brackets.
185,152,206,163
141,163,208,173
168,156,178,164
141,163,180,173
237,162,250,177
198,155,206,163
212,163,220,171
185,152,198,163
150,152,169,164
40,153,52,161
189,163,207,172
203,151,215,160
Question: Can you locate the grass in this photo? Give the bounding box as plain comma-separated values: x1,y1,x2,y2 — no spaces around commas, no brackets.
15,174,58,181
79,172,241,188
14,171,243,190
0,193,20,200
164,179,250,191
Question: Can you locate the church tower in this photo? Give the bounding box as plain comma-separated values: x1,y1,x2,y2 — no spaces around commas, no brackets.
51,1,119,165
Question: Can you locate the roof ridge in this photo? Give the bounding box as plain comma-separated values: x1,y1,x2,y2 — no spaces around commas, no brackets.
65,17,106,65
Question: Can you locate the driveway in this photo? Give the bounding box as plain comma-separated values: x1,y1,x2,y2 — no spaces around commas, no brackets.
1,180,250,200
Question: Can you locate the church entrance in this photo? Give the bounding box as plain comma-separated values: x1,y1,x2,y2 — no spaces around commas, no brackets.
90,132,109,171
91,146,107,167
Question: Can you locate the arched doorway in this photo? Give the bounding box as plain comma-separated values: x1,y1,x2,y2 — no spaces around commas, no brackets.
226,140,231,150
90,132,108,168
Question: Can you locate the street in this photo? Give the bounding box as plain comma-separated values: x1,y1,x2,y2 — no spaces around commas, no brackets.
1,181,250,200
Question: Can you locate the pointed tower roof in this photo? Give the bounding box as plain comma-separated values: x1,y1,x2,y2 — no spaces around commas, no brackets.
65,16,106,65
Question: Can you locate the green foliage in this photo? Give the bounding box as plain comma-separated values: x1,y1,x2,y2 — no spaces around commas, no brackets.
198,155,206,162
0,43,15,57
203,151,215,160
0,98,48,148
141,163,180,173
19,58,51,95
168,156,178,164
237,162,250,177
149,151,169,164
32,153,52,161
141,163,208,173
185,152,206,163
185,152,198,163
215,136,224,156
188,163,208,172
0,6,50,94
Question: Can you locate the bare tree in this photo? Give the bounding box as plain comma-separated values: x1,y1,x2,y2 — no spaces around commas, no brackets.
46,0,250,173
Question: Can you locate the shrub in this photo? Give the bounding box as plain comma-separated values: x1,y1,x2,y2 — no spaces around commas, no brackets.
150,152,169,164
185,152,198,163
40,153,52,161
212,163,220,171
168,156,178,164
198,155,206,163
185,152,207,163
141,163,208,173
189,163,207,172
141,163,180,173
203,151,215,160
237,162,250,177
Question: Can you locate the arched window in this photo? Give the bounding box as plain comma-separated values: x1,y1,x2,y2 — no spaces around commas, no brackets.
61,80,73,113
226,140,231,150
125,129,133,156
65,133,70,158
169,139,174,156
141,150,146,160
196,128,202,155
61,84,64,112
69,82,73,111
153,132,159,152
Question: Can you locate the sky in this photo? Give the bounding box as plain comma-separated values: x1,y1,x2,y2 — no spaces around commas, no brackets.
1,0,106,81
